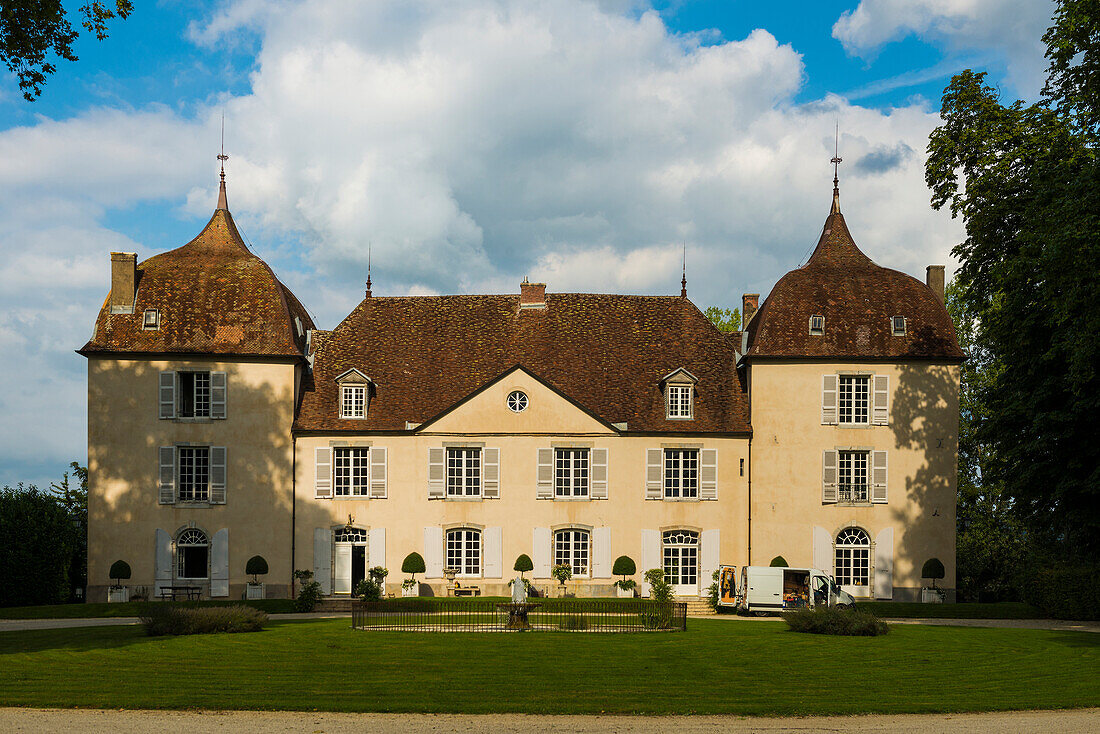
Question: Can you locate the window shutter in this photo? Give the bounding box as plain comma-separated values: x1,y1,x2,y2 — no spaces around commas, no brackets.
210,528,229,597
701,529,720,585
154,528,172,595
159,371,175,419
533,527,552,577
872,375,889,425
158,447,175,504
369,528,386,571
313,528,332,595
592,527,612,578
536,448,554,499
210,446,227,504
645,448,663,499
423,526,444,577
484,526,502,578
822,450,838,504
482,448,500,499
210,371,227,419
590,448,608,499
812,526,832,571
874,527,894,599
871,450,888,503
370,446,387,498
428,447,445,499
822,374,838,424
314,447,332,499
700,449,718,500
640,529,660,597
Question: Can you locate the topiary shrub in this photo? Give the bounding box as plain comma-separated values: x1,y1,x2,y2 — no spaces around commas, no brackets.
292,569,323,612
785,606,889,636
513,554,534,576
109,560,131,588
402,552,426,578
770,556,789,567
245,555,268,584
921,558,946,588
612,555,636,578
140,604,268,636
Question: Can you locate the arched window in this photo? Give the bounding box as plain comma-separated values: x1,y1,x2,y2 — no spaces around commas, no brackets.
662,529,699,587
446,528,481,577
176,528,209,580
834,527,870,588
554,529,590,577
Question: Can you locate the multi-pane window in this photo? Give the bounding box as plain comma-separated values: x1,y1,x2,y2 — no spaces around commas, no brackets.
554,529,590,577
809,315,825,335
334,447,370,496
892,316,907,336
177,447,210,502
176,528,209,579
177,372,211,418
663,530,698,586
838,375,870,424
664,449,699,498
555,448,589,497
341,385,366,418
446,528,481,576
835,527,870,587
446,448,481,497
666,384,692,419
838,450,869,503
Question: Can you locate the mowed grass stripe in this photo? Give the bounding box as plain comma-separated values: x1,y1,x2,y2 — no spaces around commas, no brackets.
1,619,1097,715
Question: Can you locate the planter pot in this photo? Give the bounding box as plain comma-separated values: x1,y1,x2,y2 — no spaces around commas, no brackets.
107,586,129,603
401,584,419,597
246,583,265,600
616,586,635,598
921,587,945,604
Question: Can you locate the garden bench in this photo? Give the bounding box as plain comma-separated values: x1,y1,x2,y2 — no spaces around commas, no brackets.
451,586,481,597
158,585,202,601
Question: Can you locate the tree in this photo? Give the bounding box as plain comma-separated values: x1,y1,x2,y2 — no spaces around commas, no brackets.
921,558,946,589
50,462,87,601
108,560,130,587
612,555,636,581
401,552,426,581
769,556,788,568
927,3,1100,559
0,484,75,606
245,555,268,584
513,554,533,577
1,1,132,101
704,306,740,333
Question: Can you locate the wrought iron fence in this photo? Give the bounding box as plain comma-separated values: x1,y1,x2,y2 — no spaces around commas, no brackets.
837,483,870,503
351,598,687,633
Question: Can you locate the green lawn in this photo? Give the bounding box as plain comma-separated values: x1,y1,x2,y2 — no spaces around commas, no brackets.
0,599,297,619
854,601,1042,619
1,618,1097,714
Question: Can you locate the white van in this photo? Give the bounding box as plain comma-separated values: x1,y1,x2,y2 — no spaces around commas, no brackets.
717,565,854,614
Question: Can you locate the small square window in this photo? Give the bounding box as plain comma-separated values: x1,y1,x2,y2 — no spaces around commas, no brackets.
809,315,825,335
892,316,906,336
143,309,159,329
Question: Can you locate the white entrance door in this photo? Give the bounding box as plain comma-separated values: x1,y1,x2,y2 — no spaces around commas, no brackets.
663,530,699,596
334,543,353,594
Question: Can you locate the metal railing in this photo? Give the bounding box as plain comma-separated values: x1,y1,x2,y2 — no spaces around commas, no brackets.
837,483,870,503
351,598,687,633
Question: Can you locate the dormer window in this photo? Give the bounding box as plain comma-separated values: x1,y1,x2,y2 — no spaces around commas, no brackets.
335,368,372,419
661,368,698,420
143,309,160,330
809,315,825,335
892,316,907,336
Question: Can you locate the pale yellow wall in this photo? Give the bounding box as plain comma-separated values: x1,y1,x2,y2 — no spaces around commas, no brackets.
748,360,959,599
86,357,298,601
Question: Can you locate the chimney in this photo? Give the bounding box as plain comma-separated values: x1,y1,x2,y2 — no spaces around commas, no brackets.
520,278,546,309
110,252,137,314
742,293,759,328
926,265,945,304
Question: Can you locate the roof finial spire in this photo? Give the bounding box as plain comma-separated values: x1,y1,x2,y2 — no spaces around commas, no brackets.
217,112,229,210
365,242,373,298
680,242,688,298
830,120,842,215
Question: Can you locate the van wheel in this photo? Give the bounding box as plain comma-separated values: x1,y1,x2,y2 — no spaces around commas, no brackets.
753,610,770,617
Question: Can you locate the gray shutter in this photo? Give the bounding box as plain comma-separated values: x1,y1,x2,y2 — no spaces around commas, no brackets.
314,446,332,499
369,528,386,572
701,529,720,586
424,526,444,577
700,449,718,500
872,375,889,425
159,447,175,504
210,446,227,504
590,448,608,499
592,527,612,578
159,371,175,419
822,450,838,504
482,447,500,499
370,446,387,498
154,528,172,594
874,527,894,599
645,448,663,499
210,371,227,419
428,447,445,499
812,526,832,572
484,526,502,578
533,527,551,577
871,450,888,503
210,528,229,597
536,448,554,499
822,374,838,424
313,528,332,595
640,529,660,597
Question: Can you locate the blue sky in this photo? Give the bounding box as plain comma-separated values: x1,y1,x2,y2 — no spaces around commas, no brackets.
0,0,1055,489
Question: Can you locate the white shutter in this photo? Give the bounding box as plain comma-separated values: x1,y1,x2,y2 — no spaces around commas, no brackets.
701,529,720,586
313,528,332,595
822,374,838,425
872,375,890,425
700,449,718,500
592,527,612,578
533,527,551,577
314,447,332,499
812,526,832,572
159,371,175,419
482,448,500,499
154,528,172,594
424,526,444,577
640,529,661,597
428,448,445,499
590,448,608,499
369,528,386,572
822,450,838,504
370,447,387,499
158,447,175,504
334,544,352,594
210,528,229,597
875,527,894,599
210,446,227,504
484,526,503,578
872,450,888,503
210,371,227,419
536,448,554,499
645,449,663,499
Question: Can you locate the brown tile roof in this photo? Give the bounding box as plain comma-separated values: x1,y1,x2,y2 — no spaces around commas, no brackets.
745,199,964,361
295,294,750,434
80,207,314,358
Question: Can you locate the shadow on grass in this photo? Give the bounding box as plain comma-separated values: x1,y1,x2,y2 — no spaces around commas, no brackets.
0,625,149,655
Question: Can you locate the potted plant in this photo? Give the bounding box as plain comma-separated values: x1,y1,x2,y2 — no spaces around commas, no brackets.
612,555,637,598
245,555,268,600
401,552,426,597
552,563,573,597
921,558,946,603
108,560,131,603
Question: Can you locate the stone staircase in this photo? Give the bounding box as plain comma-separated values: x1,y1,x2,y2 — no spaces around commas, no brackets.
316,597,355,613
677,596,716,616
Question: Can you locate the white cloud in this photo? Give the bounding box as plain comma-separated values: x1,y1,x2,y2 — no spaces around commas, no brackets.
833,0,1056,97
